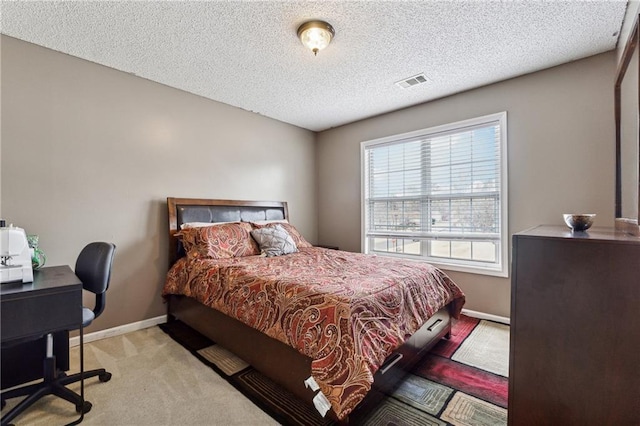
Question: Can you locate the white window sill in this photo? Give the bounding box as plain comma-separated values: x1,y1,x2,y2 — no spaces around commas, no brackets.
367,251,509,278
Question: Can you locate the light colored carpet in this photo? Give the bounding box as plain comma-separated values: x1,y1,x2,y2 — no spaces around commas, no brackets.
451,320,510,377
2,327,278,426
197,344,249,376
440,392,507,426
391,374,453,415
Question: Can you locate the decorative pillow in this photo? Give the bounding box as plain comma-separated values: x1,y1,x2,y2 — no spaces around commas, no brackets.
179,222,259,259
252,222,313,248
251,225,298,257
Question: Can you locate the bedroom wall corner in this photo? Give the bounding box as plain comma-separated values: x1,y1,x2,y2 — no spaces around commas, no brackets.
1,35,317,332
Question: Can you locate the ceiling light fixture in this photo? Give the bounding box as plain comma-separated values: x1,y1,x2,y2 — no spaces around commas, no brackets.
297,20,335,56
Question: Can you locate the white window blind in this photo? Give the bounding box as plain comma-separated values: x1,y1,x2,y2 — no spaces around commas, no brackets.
361,112,508,276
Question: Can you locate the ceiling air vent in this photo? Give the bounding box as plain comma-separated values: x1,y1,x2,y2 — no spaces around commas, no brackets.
395,73,430,89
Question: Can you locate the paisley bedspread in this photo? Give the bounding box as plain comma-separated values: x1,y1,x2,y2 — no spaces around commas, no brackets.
163,247,465,420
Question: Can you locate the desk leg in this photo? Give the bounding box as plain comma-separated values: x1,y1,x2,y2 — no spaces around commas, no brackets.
66,324,86,426
78,323,85,422
81,323,84,415
79,323,85,421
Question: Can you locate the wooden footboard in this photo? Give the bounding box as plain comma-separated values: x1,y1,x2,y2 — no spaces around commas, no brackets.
167,294,451,422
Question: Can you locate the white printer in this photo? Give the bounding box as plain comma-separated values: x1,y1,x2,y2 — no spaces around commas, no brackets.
0,224,34,284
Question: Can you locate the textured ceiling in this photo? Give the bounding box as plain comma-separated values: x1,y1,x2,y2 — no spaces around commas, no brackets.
0,1,629,132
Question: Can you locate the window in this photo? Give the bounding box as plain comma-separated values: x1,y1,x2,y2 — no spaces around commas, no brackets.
361,112,508,277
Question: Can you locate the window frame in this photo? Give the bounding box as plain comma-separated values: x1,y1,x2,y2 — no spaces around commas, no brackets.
360,112,509,277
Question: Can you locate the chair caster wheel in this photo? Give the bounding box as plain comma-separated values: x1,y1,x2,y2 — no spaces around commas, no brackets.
76,400,92,414
98,372,112,382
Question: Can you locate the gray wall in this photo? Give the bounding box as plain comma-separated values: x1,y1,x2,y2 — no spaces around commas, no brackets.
316,52,616,318
1,36,317,332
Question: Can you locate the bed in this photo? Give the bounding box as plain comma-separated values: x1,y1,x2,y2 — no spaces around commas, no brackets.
163,197,465,422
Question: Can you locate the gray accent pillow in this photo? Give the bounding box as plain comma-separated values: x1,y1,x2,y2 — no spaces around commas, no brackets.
250,224,298,257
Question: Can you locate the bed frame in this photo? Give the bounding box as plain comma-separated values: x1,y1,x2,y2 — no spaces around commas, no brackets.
165,197,452,422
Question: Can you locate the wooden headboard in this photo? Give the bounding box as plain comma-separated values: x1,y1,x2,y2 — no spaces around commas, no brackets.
167,197,289,265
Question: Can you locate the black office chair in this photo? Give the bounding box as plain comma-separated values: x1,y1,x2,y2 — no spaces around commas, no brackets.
1,242,116,424
56,243,116,394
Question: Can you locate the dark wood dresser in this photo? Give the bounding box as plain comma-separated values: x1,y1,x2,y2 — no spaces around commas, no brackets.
509,226,640,425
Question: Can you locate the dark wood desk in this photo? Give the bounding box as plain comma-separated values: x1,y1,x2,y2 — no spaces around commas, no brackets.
1,266,82,342
1,266,82,389
1,266,84,424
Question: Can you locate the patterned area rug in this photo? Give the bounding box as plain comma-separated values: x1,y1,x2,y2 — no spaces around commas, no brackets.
159,315,508,425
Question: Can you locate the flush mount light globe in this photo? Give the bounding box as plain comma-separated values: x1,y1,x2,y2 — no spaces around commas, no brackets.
297,20,335,56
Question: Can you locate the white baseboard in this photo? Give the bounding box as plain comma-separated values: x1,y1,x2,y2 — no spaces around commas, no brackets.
461,308,510,325
69,315,167,347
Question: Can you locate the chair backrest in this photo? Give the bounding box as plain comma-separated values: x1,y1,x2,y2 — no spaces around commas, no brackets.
75,242,116,318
